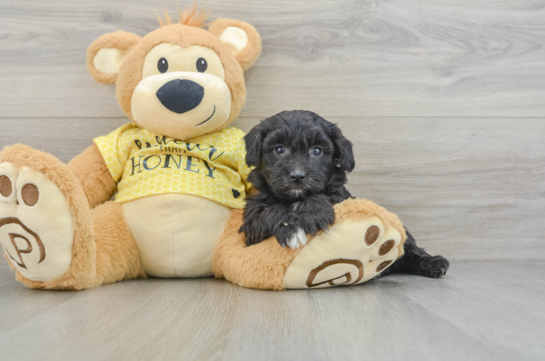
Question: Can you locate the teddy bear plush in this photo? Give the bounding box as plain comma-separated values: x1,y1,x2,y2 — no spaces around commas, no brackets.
0,7,406,290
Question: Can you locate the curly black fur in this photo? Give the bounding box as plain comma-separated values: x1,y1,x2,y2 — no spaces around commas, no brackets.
240,110,353,247
240,110,449,278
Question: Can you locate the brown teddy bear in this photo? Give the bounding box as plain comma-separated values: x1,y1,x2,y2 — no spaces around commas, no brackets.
0,6,406,290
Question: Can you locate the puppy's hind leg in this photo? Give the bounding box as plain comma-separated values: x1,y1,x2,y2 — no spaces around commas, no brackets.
380,228,449,278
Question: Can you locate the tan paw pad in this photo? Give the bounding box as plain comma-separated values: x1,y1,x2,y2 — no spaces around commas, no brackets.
306,259,364,288
364,225,380,245
282,216,402,289
0,164,74,282
0,162,18,204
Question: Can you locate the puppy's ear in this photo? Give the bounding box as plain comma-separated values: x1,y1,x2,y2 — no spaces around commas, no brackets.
330,124,355,172
244,123,268,166
313,114,355,172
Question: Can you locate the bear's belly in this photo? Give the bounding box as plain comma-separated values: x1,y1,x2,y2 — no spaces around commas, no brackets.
121,194,232,278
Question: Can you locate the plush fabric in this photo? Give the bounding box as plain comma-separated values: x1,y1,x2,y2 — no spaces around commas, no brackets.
130,71,233,140
213,198,406,290
213,210,300,290
281,200,406,289
68,144,116,209
219,27,249,55
0,145,96,290
86,31,142,85
1,147,145,290
92,201,146,287
122,194,231,278
208,19,262,71
0,162,75,282
88,24,255,136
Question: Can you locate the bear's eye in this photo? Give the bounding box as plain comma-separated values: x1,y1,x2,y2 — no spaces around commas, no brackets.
274,145,285,155
158,58,168,73
196,57,208,73
312,147,322,156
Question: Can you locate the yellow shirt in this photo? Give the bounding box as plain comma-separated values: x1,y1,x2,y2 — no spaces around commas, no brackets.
93,123,252,209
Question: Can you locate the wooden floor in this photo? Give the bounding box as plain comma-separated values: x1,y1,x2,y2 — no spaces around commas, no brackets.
1,257,544,360
1,0,545,360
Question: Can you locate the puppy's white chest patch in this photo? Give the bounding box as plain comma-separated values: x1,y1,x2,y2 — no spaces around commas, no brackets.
287,228,308,249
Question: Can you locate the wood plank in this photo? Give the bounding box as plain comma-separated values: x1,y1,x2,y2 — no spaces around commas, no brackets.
0,0,545,118
0,118,128,162
397,260,545,359
339,117,545,262
2,117,543,261
1,259,544,360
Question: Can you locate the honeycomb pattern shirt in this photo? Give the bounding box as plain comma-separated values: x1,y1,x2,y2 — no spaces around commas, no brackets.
93,123,252,209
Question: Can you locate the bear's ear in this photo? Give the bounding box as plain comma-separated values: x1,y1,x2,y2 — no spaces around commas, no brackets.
86,31,142,85
208,19,262,71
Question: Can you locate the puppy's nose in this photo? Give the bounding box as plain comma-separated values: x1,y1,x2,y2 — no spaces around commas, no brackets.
156,79,204,114
290,170,306,182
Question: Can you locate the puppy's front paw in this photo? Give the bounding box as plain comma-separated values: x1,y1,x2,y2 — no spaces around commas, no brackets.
312,210,335,235
297,195,335,236
286,228,307,249
240,222,270,246
275,223,308,249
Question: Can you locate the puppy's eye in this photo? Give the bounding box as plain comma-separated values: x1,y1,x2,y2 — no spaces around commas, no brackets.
158,58,168,73
312,147,322,156
274,146,285,155
196,58,208,73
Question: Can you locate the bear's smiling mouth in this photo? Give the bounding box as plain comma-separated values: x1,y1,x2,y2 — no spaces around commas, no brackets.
195,105,216,127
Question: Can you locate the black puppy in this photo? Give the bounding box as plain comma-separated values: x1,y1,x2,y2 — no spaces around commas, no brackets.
241,110,351,248
241,110,449,278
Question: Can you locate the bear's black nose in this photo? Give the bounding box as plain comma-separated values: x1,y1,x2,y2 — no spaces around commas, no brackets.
156,79,204,114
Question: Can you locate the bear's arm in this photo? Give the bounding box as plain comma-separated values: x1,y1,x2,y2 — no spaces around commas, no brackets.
68,144,117,208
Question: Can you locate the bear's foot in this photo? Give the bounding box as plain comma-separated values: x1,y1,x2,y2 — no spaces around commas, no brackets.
0,161,75,282
0,145,96,289
282,199,405,289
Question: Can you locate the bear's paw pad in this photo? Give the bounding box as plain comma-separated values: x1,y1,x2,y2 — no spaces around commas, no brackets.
283,216,401,289
0,162,74,282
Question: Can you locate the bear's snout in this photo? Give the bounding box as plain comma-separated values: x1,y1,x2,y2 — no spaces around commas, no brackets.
156,79,204,114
